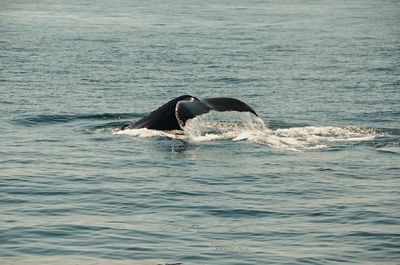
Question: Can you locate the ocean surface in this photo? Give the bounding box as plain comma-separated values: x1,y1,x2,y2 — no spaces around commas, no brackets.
1,0,399,264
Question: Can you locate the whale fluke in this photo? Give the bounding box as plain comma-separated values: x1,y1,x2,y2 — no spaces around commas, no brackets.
121,95,258,131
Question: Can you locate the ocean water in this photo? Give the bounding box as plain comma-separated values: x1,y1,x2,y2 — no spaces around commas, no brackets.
1,0,400,264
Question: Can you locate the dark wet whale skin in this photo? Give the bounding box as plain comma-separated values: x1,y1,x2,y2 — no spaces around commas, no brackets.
121,95,258,131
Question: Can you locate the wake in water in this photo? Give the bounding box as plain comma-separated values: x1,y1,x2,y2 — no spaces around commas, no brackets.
113,112,383,151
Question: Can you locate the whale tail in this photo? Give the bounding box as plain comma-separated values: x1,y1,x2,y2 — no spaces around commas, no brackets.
121,95,258,131
176,97,257,127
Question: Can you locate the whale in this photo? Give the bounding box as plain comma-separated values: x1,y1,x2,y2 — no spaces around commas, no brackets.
120,95,258,131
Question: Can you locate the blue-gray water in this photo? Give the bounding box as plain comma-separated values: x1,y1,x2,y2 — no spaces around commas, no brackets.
1,0,400,264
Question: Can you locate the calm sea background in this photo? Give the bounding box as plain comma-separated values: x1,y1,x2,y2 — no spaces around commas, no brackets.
1,0,399,264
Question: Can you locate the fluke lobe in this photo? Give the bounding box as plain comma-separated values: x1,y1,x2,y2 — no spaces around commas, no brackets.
121,95,258,131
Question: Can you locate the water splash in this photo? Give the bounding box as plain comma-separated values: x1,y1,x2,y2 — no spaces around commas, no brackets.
243,126,382,151
114,112,383,151
183,112,267,142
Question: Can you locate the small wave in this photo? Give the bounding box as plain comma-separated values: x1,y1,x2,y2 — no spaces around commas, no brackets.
114,112,384,151
372,139,400,155
375,147,400,155
15,112,141,126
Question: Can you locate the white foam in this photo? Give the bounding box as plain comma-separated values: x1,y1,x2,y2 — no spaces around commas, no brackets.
244,126,381,151
113,127,186,140
113,113,383,151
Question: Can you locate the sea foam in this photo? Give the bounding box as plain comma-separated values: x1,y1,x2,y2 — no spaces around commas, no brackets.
114,111,383,151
